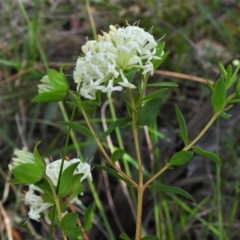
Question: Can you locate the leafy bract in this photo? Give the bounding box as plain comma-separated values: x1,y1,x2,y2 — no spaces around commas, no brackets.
33,142,46,172
58,162,80,197
48,69,68,90
32,90,68,102
12,163,44,184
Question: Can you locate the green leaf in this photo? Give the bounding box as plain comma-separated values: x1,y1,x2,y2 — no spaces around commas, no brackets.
91,163,133,186
211,77,226,112
8,178,22,184
141,236,160,240
69,174,84,200
119,233,132,240
48,69,68,90
147,82,178,87
60,212,82,239
33,142,46,172
83,203,95,231
174,105,188,145
143,88,168,102
192,146,222,165
12,163,44,184
34,176,54,195
58,162,80,197
149,184,195,201
32,90,68,102
137,98,162,126
60,121,94,139
111,149,125,162
100,117,131,139
169,151,193,166
41,192,55,204
218,62,227,78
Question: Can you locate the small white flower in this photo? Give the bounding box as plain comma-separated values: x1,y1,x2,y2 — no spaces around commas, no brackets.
74,23,162,99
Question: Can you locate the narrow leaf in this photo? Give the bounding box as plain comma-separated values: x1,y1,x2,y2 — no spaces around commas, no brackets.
60,121,94,139
169,151,193,166
174,105,188,145
149,184,195,201
147,82,178,87
111,149,125,162
211,77,226,112
192,146,222,165
137,98,162,126
100,117,131,139
143,88,168,102
83,203,95,231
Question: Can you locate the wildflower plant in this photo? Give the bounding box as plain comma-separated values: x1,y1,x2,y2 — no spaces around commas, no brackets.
8,23,240,240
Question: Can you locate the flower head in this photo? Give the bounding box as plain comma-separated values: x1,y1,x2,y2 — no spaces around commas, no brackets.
74,24,162,99
24,158,92,221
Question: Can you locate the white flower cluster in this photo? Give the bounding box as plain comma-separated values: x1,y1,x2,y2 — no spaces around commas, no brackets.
74,24,161,99
24,158,92,221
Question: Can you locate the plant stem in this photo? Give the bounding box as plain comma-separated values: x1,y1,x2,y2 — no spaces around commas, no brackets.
143,163,170,189
129,89,144,239
70,91,138,188
183,92,236,151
